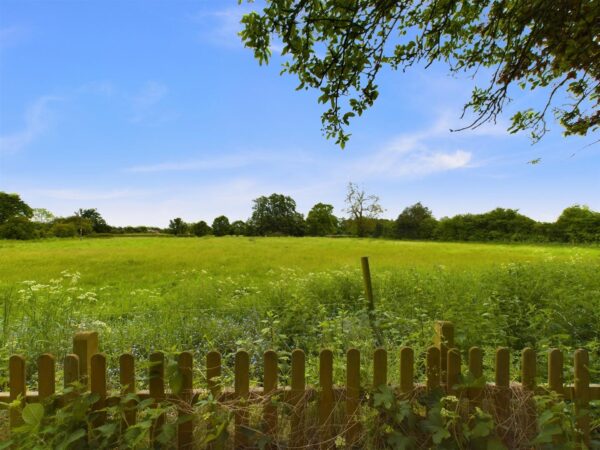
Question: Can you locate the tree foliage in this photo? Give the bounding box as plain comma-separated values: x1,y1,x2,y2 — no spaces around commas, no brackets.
78,208,110,233
250,193,305,236
554,204,600,242
168,218,188,236
395,202,437,239
306,202,339,236
230,220,248,236
0,192,33,224
212,215,232,236
191,220,212,237
240,0,599,146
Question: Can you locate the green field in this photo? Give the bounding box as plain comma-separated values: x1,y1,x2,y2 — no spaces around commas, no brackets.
1,236,599,385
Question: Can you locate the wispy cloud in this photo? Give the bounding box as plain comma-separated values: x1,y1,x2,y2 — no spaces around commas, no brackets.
189,5,286,53
126,151,314,173
344,117,475,180
0,25,28,48
31,188,153,201
190,7,247,48
0,96,61,154
130,81,172,123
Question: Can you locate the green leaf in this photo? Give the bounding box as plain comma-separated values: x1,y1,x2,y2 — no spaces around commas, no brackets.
56,429,86,450
22,403,44,426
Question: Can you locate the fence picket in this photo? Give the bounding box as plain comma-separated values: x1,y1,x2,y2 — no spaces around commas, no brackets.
373,348,387,389
177,352,194,449
521,348,536,391
4,322,599,448
263,350,278,446
119,353,136,428
495,347,510,435
426,346,440,391
234,350,250,449
149,351,165,447
548,349,563,394
38,353,55,400
468,347,483,405
9,355,26,429
574,349,590,446
520,348,537,438
290,349,306,448
447,348,461,393
206,351,221,399
90,353,107,429
399,347,414,394
319,349,334,449
346,348,360,447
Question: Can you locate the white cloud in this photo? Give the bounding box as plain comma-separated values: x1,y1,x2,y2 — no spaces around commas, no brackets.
349,118,474,180
0,96,61,155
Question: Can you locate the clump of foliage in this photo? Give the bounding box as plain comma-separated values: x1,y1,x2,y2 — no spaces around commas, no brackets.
240,0,599,147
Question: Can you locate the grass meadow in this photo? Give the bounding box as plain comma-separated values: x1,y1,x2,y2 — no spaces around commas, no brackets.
1,236,599,388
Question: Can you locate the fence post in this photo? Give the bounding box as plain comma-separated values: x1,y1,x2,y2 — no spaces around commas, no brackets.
434,321,454,385
9,355,26,430
73,331,98,390
574,349,590,447
361,256,383,346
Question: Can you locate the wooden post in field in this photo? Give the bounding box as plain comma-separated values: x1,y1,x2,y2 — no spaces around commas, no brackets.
361,256,383,347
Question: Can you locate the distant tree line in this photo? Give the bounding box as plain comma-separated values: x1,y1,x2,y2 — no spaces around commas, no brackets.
1,187,599,243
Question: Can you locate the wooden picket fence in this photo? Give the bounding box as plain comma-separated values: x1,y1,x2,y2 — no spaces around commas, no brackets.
2,322,598,448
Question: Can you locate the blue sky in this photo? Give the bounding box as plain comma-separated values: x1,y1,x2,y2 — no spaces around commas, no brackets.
1,0,598,227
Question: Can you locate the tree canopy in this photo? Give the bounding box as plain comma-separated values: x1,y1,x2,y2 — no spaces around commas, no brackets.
306,202,338,236
250,193,305,236
0,193,33,224
240,0,599,147
212,215,232,236
395,202,437,239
